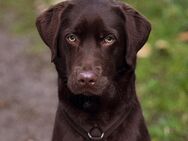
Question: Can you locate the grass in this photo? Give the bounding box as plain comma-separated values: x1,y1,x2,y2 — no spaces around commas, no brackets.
136,42,188,141
0,0,188,140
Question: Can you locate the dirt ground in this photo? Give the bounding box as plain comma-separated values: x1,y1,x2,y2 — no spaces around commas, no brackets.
0,30,58,141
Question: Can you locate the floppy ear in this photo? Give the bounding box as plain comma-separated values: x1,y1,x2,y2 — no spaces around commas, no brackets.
120,3,151,68
36,2,69,62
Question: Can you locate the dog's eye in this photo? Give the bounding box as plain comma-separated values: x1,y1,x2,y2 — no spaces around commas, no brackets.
104,35,115,43
102,34,116,47
66,33,78,42
66,33,80,47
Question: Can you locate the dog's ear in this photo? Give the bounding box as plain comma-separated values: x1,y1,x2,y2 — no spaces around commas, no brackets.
36,2,70,62
119,3,151,68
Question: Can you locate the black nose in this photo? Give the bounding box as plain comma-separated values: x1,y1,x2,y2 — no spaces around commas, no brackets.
77,71,97,86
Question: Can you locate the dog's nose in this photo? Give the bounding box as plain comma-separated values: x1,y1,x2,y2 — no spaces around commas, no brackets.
77,71,97,86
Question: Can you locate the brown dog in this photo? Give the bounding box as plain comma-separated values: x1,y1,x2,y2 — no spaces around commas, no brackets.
36,0,151,140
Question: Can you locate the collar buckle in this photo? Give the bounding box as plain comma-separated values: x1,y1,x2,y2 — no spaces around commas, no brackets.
88,126,104,140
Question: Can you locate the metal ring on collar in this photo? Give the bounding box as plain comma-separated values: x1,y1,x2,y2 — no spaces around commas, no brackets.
88,132,104,140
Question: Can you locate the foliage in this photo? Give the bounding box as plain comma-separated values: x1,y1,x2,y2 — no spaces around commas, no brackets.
124,0,188,141
0,0,187,140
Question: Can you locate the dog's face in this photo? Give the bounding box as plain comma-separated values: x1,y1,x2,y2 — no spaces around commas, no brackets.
36,0,151,97
59,2,126,96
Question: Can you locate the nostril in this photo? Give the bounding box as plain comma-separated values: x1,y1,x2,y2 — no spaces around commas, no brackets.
88,79,96,85
78,78,86,85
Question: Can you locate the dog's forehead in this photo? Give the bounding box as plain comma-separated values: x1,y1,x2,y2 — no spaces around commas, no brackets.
66,0,122,31
71,0,114,6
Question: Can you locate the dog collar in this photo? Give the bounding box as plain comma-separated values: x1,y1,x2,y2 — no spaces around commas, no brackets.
61,107,132,141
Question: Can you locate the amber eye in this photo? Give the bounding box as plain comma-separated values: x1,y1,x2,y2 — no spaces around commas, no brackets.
66,33,80,46
102,34,116,46
104,35,115,43
66,33,78,42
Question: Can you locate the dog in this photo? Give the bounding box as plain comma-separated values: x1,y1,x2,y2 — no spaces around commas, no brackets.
36,0,151,140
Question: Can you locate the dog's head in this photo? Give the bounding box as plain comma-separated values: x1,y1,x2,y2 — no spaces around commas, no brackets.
36,0,151,97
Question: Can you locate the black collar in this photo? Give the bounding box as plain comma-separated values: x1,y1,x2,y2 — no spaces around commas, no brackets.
61,106,132,141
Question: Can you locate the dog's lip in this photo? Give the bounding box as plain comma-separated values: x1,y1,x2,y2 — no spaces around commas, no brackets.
82,92,95,96
81,91,100,96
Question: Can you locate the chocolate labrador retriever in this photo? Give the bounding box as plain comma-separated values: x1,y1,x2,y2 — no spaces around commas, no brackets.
36,0,151,140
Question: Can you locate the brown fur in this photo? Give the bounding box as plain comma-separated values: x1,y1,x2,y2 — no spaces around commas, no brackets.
36,0,151,140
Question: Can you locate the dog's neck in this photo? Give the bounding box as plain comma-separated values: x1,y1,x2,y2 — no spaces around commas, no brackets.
55,100,136,141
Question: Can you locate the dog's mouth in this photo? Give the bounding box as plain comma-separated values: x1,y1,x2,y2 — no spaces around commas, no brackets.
80,91,99,96
68,85,104,96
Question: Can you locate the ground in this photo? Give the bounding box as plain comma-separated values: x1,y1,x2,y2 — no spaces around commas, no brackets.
0,30,58,141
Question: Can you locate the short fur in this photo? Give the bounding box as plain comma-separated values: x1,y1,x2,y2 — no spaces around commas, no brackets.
36,0,151,141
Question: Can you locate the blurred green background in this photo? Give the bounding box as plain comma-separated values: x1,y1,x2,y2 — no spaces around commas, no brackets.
0,0,187,141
